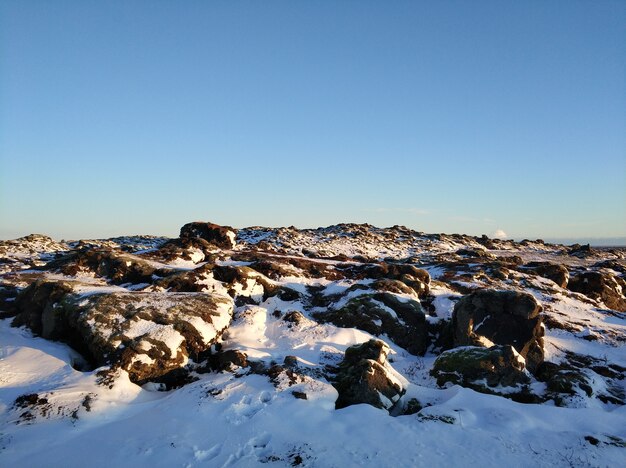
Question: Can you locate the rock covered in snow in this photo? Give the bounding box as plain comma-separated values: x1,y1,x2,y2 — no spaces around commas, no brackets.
451,289,544,372
315,292,429,355
333,339,406,411
12,280,234,384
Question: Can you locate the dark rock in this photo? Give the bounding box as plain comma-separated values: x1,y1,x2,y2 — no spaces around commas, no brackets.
314,292,429,355
522,262,569,288
456,248,495,260
333,340,405,410
292,391,308,400
216,349,248,370
150,237,218,264
451,289,544,372
283,311,306,325
431,345,530,390
50,249,173,285
569,244,593,258
568,271,626,312
180,222,237,249
283,355,299,368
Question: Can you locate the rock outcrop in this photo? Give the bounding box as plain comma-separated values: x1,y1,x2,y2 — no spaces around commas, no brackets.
431,345,530,391
180,222,237,249
522,262,569,288
568,271,626,312
12,280,234,384
314,292,429,355
451,289,544,372
333,339,406,411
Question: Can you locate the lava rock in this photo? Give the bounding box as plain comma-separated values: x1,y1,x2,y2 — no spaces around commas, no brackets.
180,222,237,249
431,345,530,390
523,262,569,288
333,340,405,411
452,289,544,372
13,280,234,384
314,292,429,355
568,271,626,312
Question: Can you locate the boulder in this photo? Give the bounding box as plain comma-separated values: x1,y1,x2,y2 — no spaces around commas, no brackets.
452,289,544,372
313,292,429,355
568,271,626,312
180,222,237,249
12,280,234,384
431,345,530,390
333,340,406,410
523,262,569,288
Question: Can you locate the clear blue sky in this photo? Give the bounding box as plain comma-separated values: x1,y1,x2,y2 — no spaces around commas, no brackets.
1,1,624,243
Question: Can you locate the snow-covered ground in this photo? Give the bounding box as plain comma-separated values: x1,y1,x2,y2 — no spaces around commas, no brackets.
1,226,625,467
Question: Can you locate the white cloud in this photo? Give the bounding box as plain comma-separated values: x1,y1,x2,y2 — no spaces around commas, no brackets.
492,229,508,239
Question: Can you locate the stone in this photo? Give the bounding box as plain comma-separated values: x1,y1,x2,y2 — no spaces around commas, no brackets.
12,280,234,384
568,271,626,312
314,292,429,355
333,340,406,410
179,222,237,249
523,262,569,288
451,289,544,372
431,345,530,390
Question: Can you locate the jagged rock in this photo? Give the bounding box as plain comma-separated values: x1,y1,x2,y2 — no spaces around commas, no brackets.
333,340,405,410
12,280,234,384
314,292,429,355
180,222,237,249
568,271,626,312
452,289,544,372
523,262,569,288
431,345,530,390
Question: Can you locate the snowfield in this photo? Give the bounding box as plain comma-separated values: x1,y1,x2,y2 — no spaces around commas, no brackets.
1,224,625,467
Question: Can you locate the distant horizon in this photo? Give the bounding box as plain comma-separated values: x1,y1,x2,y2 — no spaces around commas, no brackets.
1,223,624,248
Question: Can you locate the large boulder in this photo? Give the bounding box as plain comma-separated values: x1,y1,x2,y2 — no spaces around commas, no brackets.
12,280,234,384
313,292,429,355
179,222,237,249
431,345,530,391
523,262,569,288
333,339,406,411
452,289,544,372
568,271,626,312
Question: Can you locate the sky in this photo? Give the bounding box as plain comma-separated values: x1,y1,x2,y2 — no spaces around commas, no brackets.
1,1,624,243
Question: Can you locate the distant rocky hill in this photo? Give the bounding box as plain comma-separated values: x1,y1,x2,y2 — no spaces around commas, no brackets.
1,221,625,466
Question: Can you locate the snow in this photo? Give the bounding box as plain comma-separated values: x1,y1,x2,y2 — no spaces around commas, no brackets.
1,227,626,466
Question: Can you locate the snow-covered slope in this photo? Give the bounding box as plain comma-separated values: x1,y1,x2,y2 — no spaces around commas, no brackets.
1,223,625,467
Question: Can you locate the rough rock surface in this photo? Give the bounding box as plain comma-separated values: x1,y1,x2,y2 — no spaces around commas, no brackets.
568,271,626,312
522,262,569,288
314,292,429,355
431,345,530,391
333,339,406,410
451,289,544,372
12,280,233,384
180,221,237,249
